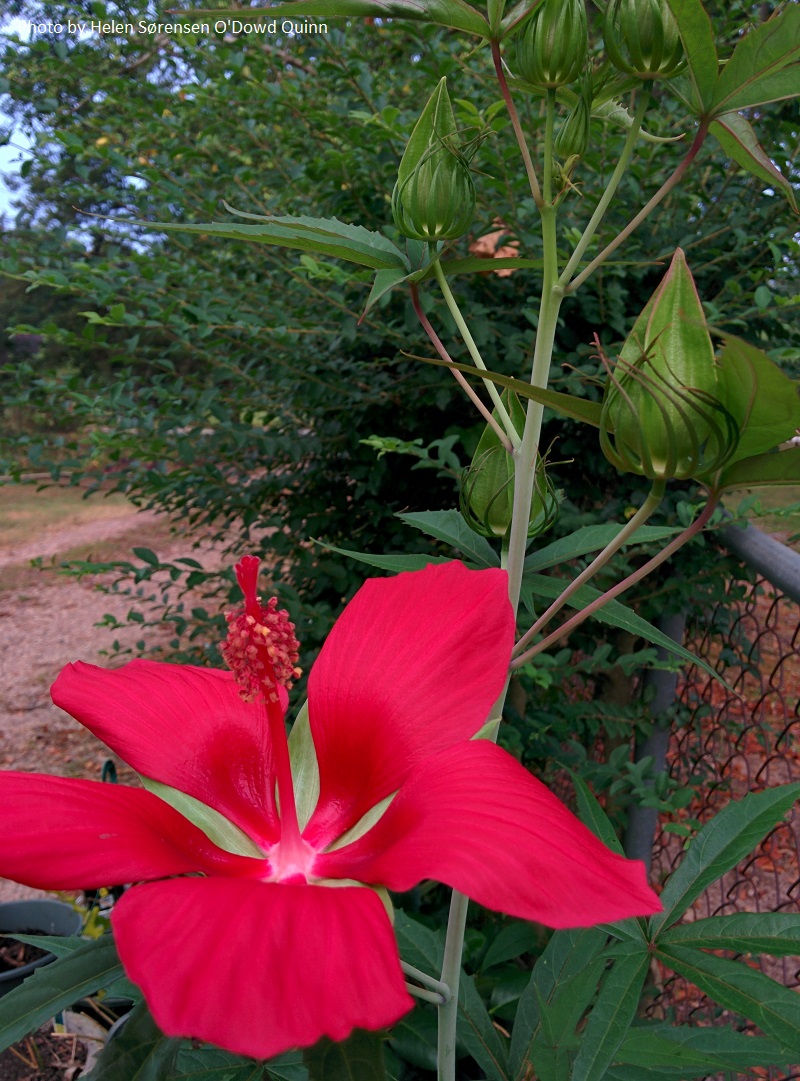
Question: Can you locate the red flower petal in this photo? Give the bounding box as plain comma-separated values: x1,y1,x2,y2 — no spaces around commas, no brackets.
0,773,261,889
316,742,661,928
304,563,514,847
112,877,413,1059
51,660,282,846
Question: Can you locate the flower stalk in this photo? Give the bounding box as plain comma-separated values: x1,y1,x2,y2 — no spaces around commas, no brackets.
432,259,521,447
512,493,721,668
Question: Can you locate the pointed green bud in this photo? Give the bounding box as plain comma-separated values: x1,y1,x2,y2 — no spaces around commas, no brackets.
603,0,685,80
600,249,739,481
460,390,559,539
391,78,476,242
554,95,590,160
515,0,588,90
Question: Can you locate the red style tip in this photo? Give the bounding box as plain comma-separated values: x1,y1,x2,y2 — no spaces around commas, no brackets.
221,559,302,702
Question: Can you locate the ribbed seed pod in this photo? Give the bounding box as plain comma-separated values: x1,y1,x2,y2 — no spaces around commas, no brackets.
515,0,588,90
603,0,685,80
392,78,476,242
460,390,559,539
600,249,739,481
554,95,590,160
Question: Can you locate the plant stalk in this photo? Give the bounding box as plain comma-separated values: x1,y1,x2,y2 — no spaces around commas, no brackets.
432,260,521,446
410,284,514,451
559,89,650,289
491,40,543,207
512,494,720,668
437,889,470,1081
566,120,709,294
513,480,666,656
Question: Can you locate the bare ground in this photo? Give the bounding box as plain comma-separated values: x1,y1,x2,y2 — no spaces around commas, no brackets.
0,503,192,902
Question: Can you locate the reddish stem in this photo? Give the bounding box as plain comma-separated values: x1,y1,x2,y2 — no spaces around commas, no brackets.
511,493,720,667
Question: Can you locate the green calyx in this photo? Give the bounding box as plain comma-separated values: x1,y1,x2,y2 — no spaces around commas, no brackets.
515,0,588,90
554,95,590,161
600,249,739,482
391,77,476,242
460,390,559,539
603,0,685,80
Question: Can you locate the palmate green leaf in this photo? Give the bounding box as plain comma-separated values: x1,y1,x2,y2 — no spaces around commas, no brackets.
303,1030,387,1081
522,573,725,684
0,935,123,1053
88,1001,180,1080
314,541,450,574
656,944,800,1050
362,268,413,317
571,951,650,1081
396,509,500,567
481,922,542,972
388,1009,438,1072
711,6,800,114
719,334,800,465
660,913,800,957
509,927,606,1081
524,523,682,573
710,112,798,214
569,771,624,856
499,0,545,37
9,933,86,959
457,971,510,1081
139,213,407,272
719,448,800,492
408,355,604,427
650,784,800,935
193,0,490,37
394,911,444,974
174,1046,308,1080
665,0,719,113
614,1023,794,1071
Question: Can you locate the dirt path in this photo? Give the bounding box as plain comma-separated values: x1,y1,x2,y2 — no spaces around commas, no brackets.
0,505,186,902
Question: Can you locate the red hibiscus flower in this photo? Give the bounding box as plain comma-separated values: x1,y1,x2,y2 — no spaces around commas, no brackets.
0,560,659,1059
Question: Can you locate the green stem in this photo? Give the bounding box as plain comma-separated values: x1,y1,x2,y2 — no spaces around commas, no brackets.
566,120,710,294
491,40,543,207
505,202,562,612
512,493,720,668
543,89,556,207
432,259,521,447
437,890,470,1081
401,961,450,999
407,984,448,1006
513,480,666,656
410,284,514,451
559,90,650,289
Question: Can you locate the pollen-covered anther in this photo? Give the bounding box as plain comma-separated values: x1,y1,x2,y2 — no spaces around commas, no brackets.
221,593,301,703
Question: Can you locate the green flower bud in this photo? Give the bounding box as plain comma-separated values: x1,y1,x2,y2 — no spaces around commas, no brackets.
515,0,588,90
392,78,476,242
554,96,590,160
603,0,685,80
600,249,739,481
460,390,559,539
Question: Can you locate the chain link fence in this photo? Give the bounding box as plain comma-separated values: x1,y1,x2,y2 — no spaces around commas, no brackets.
650,573,800,1080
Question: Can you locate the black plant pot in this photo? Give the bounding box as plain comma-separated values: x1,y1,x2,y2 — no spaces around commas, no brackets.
0,899,83,997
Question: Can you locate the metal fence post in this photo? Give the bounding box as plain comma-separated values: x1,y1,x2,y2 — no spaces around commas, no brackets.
623,610,687,875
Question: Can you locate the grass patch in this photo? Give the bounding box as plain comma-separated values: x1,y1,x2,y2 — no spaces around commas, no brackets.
0,482,134,546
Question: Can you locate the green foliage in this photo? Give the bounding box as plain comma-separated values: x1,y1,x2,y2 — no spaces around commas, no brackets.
88,1001,181,1080
1,5,799,1075
303,1030,387,1081
0,935,124,1053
